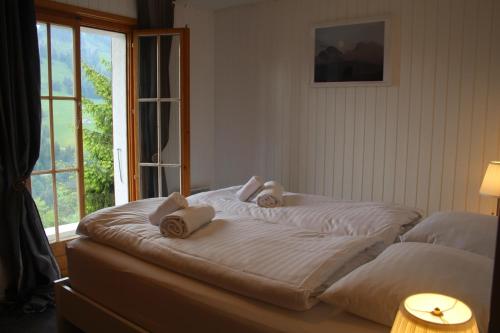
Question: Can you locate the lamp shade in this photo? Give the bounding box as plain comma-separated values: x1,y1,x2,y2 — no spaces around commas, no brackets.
391,293,479,333
480,161,500,197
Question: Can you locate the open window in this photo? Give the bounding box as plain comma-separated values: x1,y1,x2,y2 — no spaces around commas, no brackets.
33,3,190,242
34,4,134,242
132,29,190,198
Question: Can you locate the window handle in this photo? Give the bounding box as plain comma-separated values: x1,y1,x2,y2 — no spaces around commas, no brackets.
117,148,123,183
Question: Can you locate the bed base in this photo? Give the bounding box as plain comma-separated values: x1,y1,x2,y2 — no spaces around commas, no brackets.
55,277,280,333
55,277,147,333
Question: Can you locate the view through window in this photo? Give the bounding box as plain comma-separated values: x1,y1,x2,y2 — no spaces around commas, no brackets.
32,22,128,242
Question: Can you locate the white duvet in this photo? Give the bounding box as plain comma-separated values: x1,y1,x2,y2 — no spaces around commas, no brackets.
190,186,421,245
77,188,421,311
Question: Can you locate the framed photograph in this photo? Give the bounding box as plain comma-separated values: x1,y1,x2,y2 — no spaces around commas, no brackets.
312,17,391,86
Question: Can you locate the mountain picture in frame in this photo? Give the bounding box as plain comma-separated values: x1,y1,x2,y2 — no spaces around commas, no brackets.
313,18,390,86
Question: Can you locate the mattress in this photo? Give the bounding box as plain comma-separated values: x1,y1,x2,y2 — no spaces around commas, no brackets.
67,238,389,333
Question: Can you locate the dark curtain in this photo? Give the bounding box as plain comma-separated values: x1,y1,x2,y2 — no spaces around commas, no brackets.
0,0,60,312
137,0,174,198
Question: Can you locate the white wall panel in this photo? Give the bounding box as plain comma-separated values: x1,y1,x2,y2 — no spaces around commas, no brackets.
214,0,500,216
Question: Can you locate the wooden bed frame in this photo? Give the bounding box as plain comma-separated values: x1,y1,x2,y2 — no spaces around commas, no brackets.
55,278,147,333
55,276,281,333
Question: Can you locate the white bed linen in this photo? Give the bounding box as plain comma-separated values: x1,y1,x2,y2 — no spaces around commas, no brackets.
76,188,420,311
189,186,421,245
67,238,389,333
77,198,381,310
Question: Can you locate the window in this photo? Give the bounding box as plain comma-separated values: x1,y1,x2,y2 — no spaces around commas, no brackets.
32,22,81,242
134,29,190,199
33,4,191,242
33,5,132,242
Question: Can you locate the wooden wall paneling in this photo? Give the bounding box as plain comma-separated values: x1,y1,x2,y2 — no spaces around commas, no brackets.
343,87,356,200
352,87,366,201
315,88,327,195
453,0,478,212
333,88,346,199
467,0,493,213
415,0,438,211
362,87,376,201
427,0,451,214
481,0,500,214
440,0,465,211
373,87,387,202
214,0,500,216
324,89,336,197
404,0,425,208
394,0,413,205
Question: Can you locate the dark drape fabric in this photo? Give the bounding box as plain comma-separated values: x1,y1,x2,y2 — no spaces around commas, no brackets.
137,0,174,198
0,0,60,312
489,215,500,332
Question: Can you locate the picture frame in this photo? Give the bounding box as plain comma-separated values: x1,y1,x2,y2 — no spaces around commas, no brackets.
312,16,391,87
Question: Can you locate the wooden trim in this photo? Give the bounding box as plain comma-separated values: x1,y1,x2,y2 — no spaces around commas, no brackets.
127,31,138,201
181,28,191,196
74,25,85,219
51,238,78,276
131,28,186,36
35,0,136,33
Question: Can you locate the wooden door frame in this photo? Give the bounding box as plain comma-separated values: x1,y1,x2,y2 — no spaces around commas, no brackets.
132,28,190,197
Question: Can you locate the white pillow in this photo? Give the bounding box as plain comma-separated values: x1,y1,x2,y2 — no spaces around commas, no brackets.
400,211,498,259
319,243,493,333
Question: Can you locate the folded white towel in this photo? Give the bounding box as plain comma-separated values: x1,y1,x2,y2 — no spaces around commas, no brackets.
159,205,215,238
236,176,264,202
256,181,284,208
149,192,188,226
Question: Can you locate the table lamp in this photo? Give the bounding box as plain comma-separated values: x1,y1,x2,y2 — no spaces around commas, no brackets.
391,293,479,333
480,161,500,216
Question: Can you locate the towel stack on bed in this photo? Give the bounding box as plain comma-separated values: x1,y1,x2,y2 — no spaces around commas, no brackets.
237,176,284,208
149,192,214,238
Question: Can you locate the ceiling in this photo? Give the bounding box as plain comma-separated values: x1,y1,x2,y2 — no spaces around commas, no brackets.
177,0,263,10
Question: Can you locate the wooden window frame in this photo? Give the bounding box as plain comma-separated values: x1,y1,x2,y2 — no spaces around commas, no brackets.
132,28,191,198
34,1,137,245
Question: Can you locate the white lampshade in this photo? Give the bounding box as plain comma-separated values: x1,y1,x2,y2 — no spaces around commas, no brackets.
391,293,479,333
480,161,500,197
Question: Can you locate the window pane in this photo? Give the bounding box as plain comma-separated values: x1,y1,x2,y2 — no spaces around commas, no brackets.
53,100,77,169
37,23,49,96
56,172,79,225
160,102,180,164
161,166,180,196
31,174,55,229
138,36,157,98
34,100,52,171
81,28,115,215
160,34,180,99
51,25,75,97
139,102,158,163
140,166,158,198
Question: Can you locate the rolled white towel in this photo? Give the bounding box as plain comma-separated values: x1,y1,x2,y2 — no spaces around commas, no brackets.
159,205,215,238
256,181,284,208
236,176,264,202
149,192,188,226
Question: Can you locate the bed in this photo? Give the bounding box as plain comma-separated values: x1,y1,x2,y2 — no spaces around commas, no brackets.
58,186,423,332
